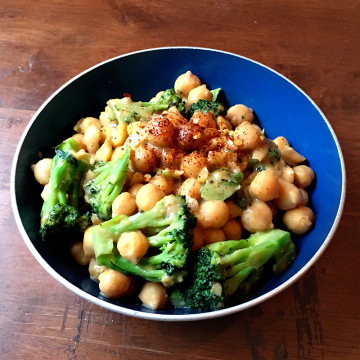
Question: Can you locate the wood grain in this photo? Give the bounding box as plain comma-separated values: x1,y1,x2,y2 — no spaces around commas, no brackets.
1,0,359,359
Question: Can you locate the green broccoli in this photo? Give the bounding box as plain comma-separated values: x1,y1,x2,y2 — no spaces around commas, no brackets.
84,145,130,220
171,229,296,311
268,148,281,164
39,137,91,240
101,89,186,124
189,99,225,118
92,195,197,286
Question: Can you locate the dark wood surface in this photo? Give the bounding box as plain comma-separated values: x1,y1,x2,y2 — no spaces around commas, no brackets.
1,1,359,359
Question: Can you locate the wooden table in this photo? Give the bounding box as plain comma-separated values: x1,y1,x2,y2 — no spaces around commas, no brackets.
1,1,359,359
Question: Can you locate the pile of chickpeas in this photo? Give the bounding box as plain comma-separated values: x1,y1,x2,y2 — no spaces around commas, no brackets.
32,70,315,310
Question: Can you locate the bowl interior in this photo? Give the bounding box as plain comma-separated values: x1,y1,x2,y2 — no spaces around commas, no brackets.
12,47,344,320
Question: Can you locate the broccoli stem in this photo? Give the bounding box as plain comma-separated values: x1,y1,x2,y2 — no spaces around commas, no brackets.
84,145,130,220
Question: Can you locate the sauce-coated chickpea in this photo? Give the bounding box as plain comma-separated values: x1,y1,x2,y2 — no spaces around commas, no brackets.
293,165,315,188
241,200,274,233
75,117,102,134
222,219,243,240
84,124,101,154
117,231,149,264
192,228,204,251
274,179,302,210
202,228,226,245
146,117,175,147
149,175,176,195
226,200,243,219
174,71,201,97
136,183,165,211
190,110,217,129
112,192,137,217
138,282,169,309
31,158,52,185
250,170,280,202
88,258,107,282
187,85,212,105
198,200,230,228
83,227,95,258
132,145,159,173
70,241,92,266
180,151,208,178
299,188,309,205
128,183,143,198
283,206,315,234
177,178,202,200
234,122,262,151
226,104,254,127
98,269,132,298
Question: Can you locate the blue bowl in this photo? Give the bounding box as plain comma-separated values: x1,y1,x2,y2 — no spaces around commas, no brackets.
11,47,346,321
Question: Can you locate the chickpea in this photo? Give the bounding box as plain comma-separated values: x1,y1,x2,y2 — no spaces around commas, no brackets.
250,170,280,202
138,282,168,309
31,158,52,185
226,104,254,127
241,200,274,233
41,183,51,201
202,228,226,245
198,200,230,228
299,188,309,205
180,151,208,178
88,258,107,282
222,219,242,240
149,175,176,195
136,183,165,211
98,269,132,298
177,178,202,200
187,84,213,105
164,106,188,127
192,228,204,251
129,172,144,186
283,206,315,235
84,124,101,154
190,110,217,129
117,231,149,264
174,70,201,97
226,200,243,219
176,122,204,150
217,116,232,131
293,165,315,188
112,192,137,217
233,122,262,151
146,116,175,147
83,227,95,258
132,145,159,173
128,183,143,198
273,136,288,150
159,147,186,169
70,241,91,266
281,165,295,183
274,179,302,210
75,117,102,134
95,138,113,162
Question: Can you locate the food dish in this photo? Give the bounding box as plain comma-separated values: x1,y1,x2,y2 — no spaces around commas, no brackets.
11,47,345,321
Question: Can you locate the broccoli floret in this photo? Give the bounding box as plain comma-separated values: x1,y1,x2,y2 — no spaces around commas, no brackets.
84,145,130,220
39,137,91,240
189,99,225,118
103,89,186,124
92,195,197,285
171,229,296,311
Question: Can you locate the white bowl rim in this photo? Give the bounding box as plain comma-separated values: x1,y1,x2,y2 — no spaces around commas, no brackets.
10,46,346,321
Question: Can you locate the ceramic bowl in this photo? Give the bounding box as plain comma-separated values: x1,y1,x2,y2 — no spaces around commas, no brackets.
11,47,346,321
